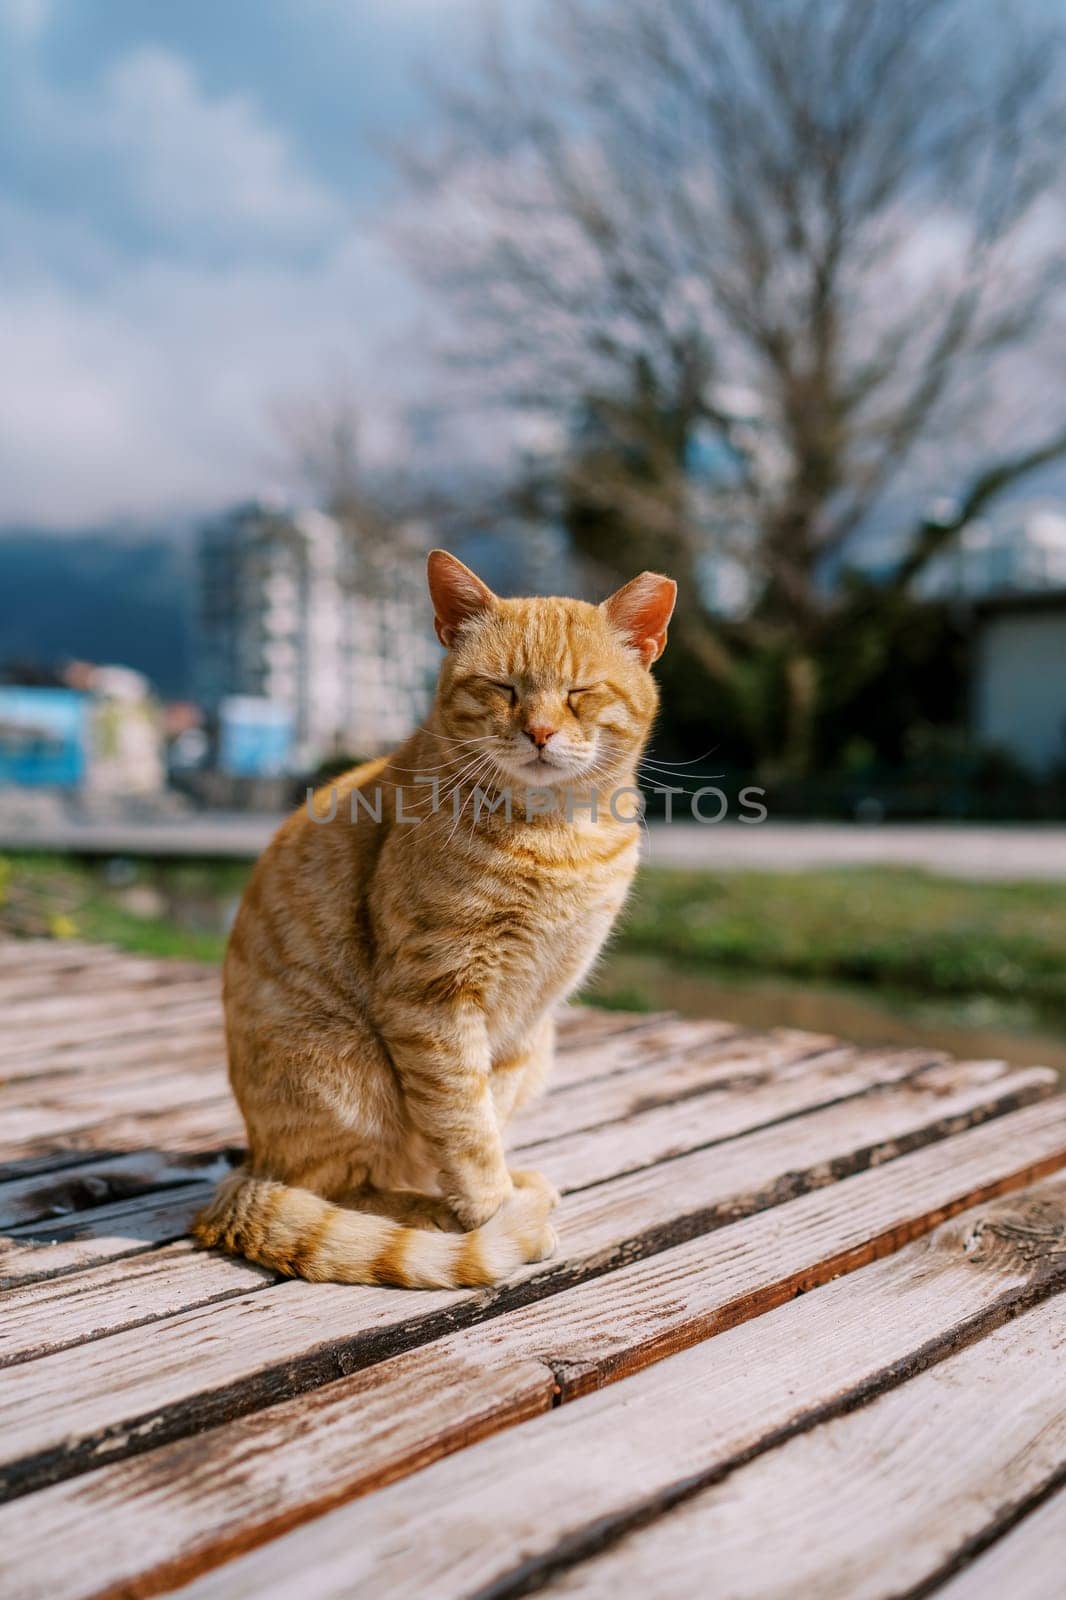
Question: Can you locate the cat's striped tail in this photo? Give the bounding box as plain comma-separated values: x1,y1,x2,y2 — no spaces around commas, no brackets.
192,1168,557,1288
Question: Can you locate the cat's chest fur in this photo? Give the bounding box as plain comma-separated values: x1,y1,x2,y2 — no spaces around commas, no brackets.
472,821,638,1036
375,815,640,1047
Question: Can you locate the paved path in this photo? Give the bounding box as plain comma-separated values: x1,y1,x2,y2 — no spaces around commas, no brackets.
643,820,1066,880
2,809,1065,880
0,808,281,859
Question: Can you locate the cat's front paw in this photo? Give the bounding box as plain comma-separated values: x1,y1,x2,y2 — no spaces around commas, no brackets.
450,1175,514,1231
529,1221,558,1263
501,1187,558,1265
510,1167,561,1209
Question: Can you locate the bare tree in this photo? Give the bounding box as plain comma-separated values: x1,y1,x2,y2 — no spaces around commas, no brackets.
398,0,1066,774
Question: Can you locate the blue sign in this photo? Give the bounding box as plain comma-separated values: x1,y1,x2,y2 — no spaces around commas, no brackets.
0,687,89,788
219,696,294,777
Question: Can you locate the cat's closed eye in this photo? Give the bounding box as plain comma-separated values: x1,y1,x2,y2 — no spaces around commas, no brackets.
486,680,518,705
567,685,602,708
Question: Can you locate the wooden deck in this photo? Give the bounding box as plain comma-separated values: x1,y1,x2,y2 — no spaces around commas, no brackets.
1,938,1064,1600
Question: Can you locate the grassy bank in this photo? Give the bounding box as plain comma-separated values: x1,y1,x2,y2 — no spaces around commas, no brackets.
1,852,1064,1019
0,853,244,964
620,866,1066,1017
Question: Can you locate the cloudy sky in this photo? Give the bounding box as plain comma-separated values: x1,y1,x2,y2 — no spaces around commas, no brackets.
0,0,503,528
2,0,1062,536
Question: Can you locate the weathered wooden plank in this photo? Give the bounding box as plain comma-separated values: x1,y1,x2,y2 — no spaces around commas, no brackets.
0,1061,1048,1367
515,1034,854,1143
521,1053,1028,1192
2,978,219,1032
0,941,121,972
120,1196,1066,1600
2,1099,1063,1500
933,1489,1066,1600
0,955,211,1010
2,1000,226,1069
0,1027,226,1085
0,1076,234,1160
0,1243,277,1367
526,1006,680,1069
0,1184,219,1287
548,1018,743,1089
3,1180,1063,1600
552,1005,677,1052
0,1061,233,1133
1,1350,560,1600
538,1299,1066,1600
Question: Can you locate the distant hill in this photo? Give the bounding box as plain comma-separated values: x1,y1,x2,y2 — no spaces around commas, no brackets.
0,530,195,699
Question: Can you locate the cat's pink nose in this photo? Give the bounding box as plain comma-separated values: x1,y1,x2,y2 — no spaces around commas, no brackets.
524,724,558,750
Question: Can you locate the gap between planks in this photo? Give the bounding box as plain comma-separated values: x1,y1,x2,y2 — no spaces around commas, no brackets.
926,1484,1066,1600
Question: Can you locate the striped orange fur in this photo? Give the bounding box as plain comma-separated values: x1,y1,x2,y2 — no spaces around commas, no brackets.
193,552,676,1287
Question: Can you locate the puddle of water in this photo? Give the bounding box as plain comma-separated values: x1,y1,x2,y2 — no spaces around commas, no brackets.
588,951,1066,1082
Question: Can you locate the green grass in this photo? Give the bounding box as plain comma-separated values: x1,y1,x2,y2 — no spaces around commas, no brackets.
0,853,249,965
617,866,1066,1017
2,852,1064,1019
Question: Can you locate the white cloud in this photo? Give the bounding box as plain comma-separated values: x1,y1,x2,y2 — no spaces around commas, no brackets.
95,49,342,255
11,46,343,260
0,219,427,525
0,46,432,526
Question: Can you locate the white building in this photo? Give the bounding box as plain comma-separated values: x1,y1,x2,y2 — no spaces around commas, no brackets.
198,504,440,766
972,590,1066,774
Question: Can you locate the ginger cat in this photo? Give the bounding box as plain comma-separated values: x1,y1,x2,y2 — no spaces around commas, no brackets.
194,550,676,1287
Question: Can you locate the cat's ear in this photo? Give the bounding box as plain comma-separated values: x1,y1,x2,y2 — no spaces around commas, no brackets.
427,550,497,647
601,572,677,667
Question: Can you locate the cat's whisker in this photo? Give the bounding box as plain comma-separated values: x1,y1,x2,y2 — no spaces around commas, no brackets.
386,752,496,774
399,752,496,813
391,752,498,844
435,763,496,818
640,747,720,768
366,758,487,806
638,764,725,784
417,731,499,749
390,764,489,851
441,757,498,851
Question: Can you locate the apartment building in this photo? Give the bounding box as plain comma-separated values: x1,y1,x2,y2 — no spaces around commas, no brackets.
198,502,439,767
